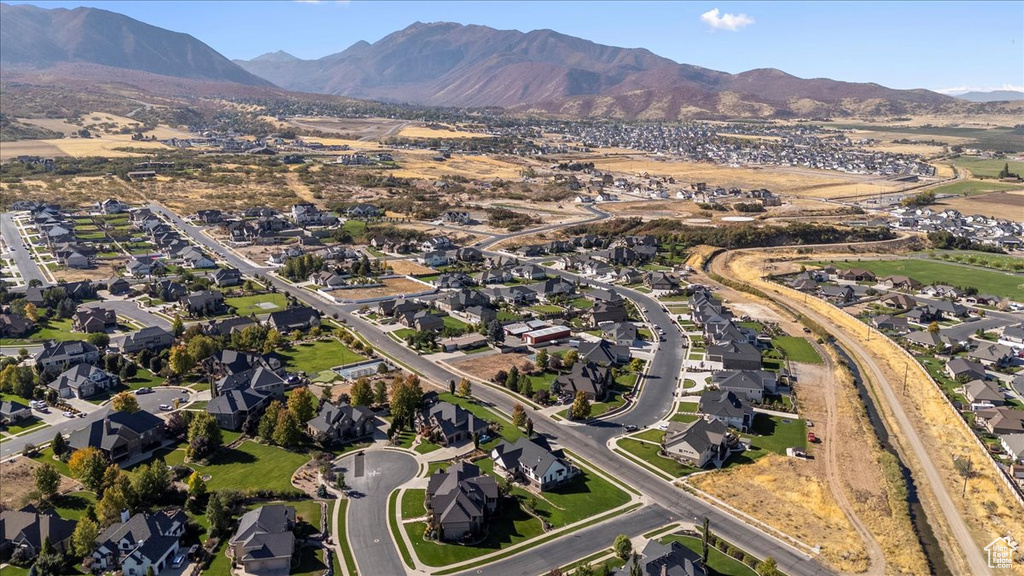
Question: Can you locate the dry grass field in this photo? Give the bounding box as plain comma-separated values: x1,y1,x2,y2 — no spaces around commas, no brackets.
390,150,525,181
688,455,869,572
0,133,170,160
327,277,431,300
396,124,481,139
934,189,1024,219
386,259,437,275
284,116,406,141
448,352,530,382
717,248,1024,574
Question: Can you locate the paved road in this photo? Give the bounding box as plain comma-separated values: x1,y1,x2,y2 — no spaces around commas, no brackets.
150,203,831,576
1,212,47,285
1,388,184,459
339,450,419,576
81,299,172,330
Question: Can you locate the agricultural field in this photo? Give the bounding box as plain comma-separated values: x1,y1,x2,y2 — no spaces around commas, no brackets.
929,179,1022,197
818,258,1024,300
933,189,1024,219
947,156,1024,178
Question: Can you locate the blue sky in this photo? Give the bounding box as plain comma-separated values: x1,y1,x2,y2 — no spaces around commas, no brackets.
9,1,1024,93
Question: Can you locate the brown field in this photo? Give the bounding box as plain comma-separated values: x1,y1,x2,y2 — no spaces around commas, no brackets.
688,455,868,572
285,116,406,141
0,457,80,509
327,277,431,300
447,352,530,382
390,150,525,181
386,260,437,275
934,189,1024,219
0,133,170,161
52,261,119,283
583,155,907,199
397,124,482,140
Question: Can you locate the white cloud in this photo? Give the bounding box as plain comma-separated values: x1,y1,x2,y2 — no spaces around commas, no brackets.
700,8,754,31
934,84,1023,95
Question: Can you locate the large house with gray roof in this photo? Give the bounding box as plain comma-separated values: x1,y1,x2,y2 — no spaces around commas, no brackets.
228,505,296,575
68,410,166,463
662,418,731,469
427,461,500,542
490,437,579,491
49,363,119,399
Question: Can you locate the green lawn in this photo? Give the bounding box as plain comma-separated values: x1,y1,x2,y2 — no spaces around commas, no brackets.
31,448,73,478
415,440,441,454
388,492,416,569
342,219,368,239
618,438,699,478
0,317,84,345
528,304,564,315
569,297,594,309
406,500,545,567
925,249,1024,272
160,440,308,494
125,368,164,390
930,179,1022,197
817,259,1024,300
393,328,417,341
496,310,522,322
948,156,1024,179
334,500,359,576
224,292,288,314
441,315,470,331
293,546,329,576
742,414,807,461
49,491,96,521
401,488,427,519
634,429,666,443
2,415,44,435
770,337,823,364
280,339,366,374
660,534,758,576
589,373,638,418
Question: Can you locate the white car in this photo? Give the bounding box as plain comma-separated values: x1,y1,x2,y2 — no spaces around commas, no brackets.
158,404,172,411
62,411,75,418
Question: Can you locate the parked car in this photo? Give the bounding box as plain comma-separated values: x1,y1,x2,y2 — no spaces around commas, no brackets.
158,404,172,411
171,555,186,568
135,387,153,395
807,432,818,443
623,424,638,432
62,411,75,418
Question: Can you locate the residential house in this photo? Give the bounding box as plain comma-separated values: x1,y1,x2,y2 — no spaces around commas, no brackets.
999,434,1024,464
964,379,1004,409
712,370,777,402
34,340,101,370
699,390,753,431
835,268,876,282
512,264,547,281
426,462,499,541
945,358,988,382
417,402,489,446
214,367,286,399
49,364,119,399
612,540,708,576
91,509,187,576
205,389,271,431
479,268,513,285
662,418,730,469
999,324,1024,350
603,323,638,347
553,362,611,401
419,250,450,267
107,277,131,295
644,271,679,291
578,339,630,366
0,508,77,560
421,236,453,252
442,211,472,225
213,268,242,287
0,400,32,425
706,342,762,371
228,505,296,575
975,407,1024,435
267,307,321,332
968,343,1015,367
819,285,854,303
306,402,376,444
121,326,175,354
72,307,116,333
881,293,917,310
530,277,575,301
0,313,35,338
879,275,922,291
68,410,167,463
490,437,579,491
346,204,380,218
871,315,909,334
180,290,225,317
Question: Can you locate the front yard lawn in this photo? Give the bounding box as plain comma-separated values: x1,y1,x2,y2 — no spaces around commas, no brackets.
1,317,84,345
406,501,544,566
160,440,308,495
224,292,288,314
770,337,823,364
401,488,426,520
528,304,564,315
618,438,699,478
743,414,807,458
441,315,470,331
280,339,366,374
660,534,757,576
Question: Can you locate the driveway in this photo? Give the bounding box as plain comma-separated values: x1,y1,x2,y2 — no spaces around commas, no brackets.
337,450,418,576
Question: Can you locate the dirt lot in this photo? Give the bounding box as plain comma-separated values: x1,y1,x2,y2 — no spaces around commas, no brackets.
0,457,81,509
327,277,432,300
397,124,481,139
284,116,407,142
934,189,1024,219
52,261,119,283
448,352,531,383
387,260,437,275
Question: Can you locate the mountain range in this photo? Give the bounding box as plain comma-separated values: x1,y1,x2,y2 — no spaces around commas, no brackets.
953,90,1024,103
1,3,1017,120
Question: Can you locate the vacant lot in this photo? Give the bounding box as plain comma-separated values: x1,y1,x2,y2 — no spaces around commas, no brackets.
0,457,79,509
448,352,529,383
161,440,308,495
397,124,480,139
225,292,287,314
387,260,437,275
280,339,366,375
820,259,1024,300
327,277,431,300
771,337,823,364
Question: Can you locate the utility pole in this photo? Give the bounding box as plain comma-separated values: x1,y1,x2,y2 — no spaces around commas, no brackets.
902,363,909,396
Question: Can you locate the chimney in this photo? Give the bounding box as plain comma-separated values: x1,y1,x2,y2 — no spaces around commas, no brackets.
120,508,130,523
661,564,668,576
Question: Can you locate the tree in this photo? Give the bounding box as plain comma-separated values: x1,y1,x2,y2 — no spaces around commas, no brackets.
520,375,533,398
505,365,519,390
96,483,129,527
171,315,185,337
525,417,534,437
87,332,110,348
570,391,591,420
111,391,139,413
390,374,424,429
131,462,170,504
23,302,39,322
264,329,285,353
535,348,549,370
549,354,563,371
186,412,222,461
628,553,643,576
68,447,108,492
373,380,388,406
273,410,303,447
185,335,219,363
206,491,230,537
169,346,195,377
629,358,644,373
487,319,505,345
927,321,940,334
35,462,60,501
51,432,68,457
511,403,527,428
350,378,373,407
288,387,318,423
259,401,284,441
701,516,710,564
187,471,207,509
563,349,579,368
457,378,472,398
756,556,780,576
613,534,632,561
72,517,100,559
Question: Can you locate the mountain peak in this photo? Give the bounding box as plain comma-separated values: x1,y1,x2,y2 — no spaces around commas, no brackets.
250,50,299,63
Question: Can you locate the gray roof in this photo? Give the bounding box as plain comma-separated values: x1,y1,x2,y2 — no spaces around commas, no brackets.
712,370,775,393
231,505,295,561
0,509,77,552
206,388,270,416
491,437,570,479
663,418,729,459
698,390,751,421
67,410,165,453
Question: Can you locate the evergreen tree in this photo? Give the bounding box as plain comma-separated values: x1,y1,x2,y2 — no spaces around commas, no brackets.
373,380,388,406
511,403,527,428
570,391,592,420
350,378,374,407
51,432,68,457
206,492,230,536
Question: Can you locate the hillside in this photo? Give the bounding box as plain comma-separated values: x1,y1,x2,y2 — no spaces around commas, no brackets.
955,90,1024,103
0,3,273,87
236,21,956,119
